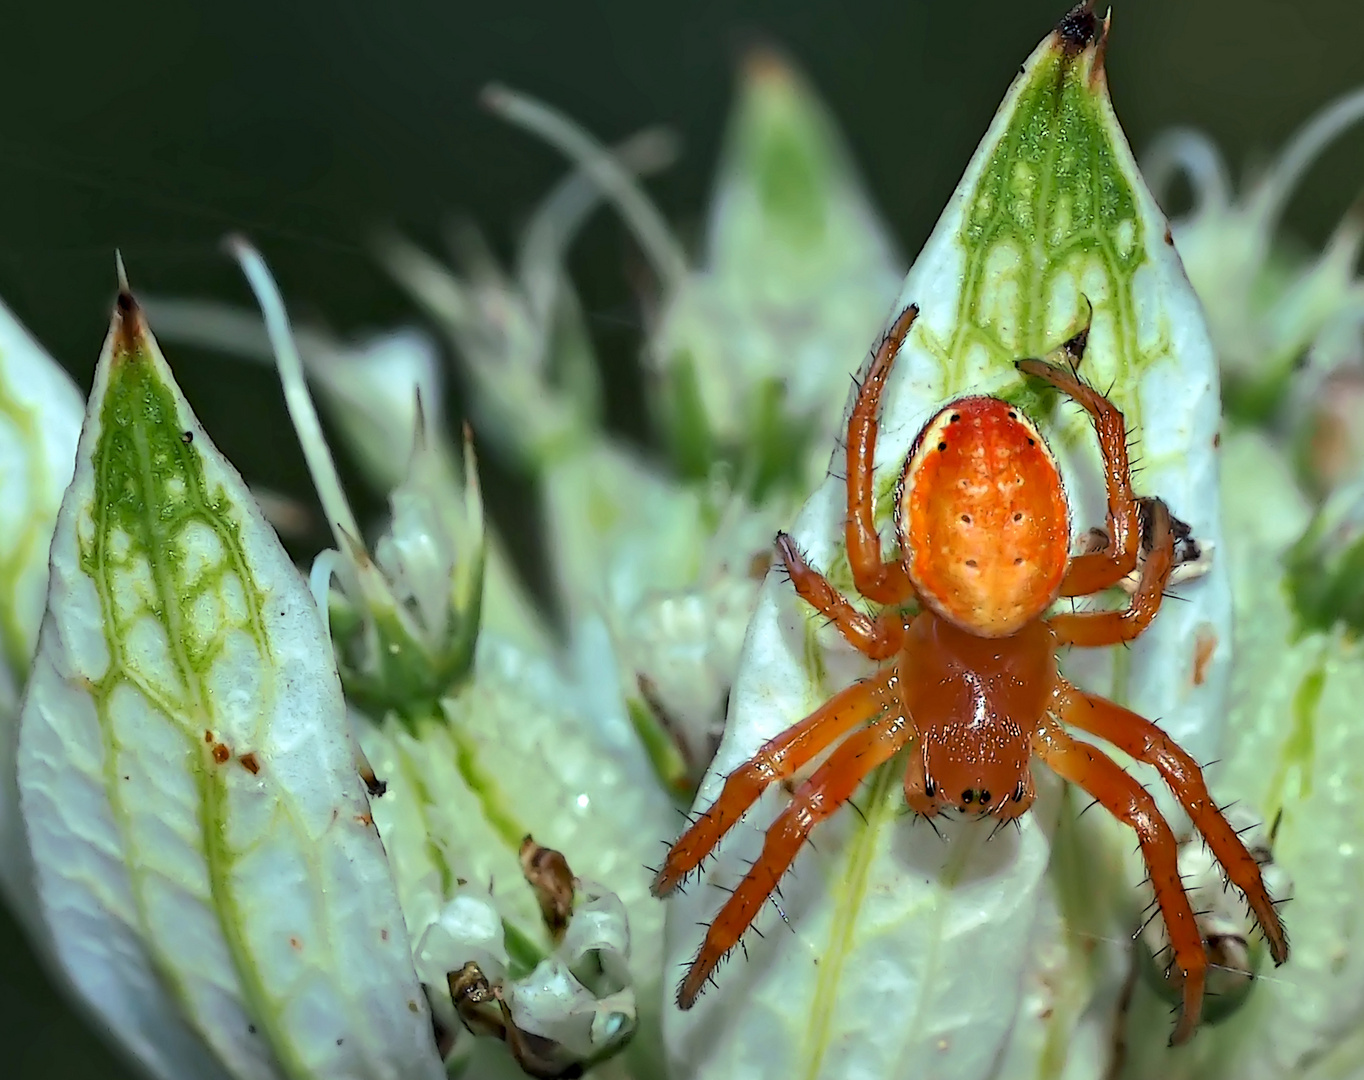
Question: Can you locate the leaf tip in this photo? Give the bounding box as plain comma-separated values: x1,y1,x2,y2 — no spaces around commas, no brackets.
1051,1,1111,85
1054,0,1099,54
111,282,147,362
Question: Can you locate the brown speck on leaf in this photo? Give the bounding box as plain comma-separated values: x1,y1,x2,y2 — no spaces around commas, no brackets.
289,936,302,951
380,928,389,941
204,730,214,743
748,549,773,580
238,752,261,775
1192,626,1218,687
358,757,387,798
1164,224,1175,246
1213,431,1222,449
355,811,374,827
211,743,230,765
519,835,575,942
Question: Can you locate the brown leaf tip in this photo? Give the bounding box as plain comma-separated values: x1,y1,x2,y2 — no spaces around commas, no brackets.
1055,1,1098,54
112,287,147,360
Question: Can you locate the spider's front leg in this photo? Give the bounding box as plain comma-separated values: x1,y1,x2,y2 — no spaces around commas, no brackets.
674,708,916,1009
1049,496,1175,647
1032,716,1206,1045
651,666,902,898
1017,353,1141,598
1054,681,1290,966
845,304,919,606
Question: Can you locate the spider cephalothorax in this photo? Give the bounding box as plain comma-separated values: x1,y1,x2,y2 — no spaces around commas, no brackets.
651,304,1289,1044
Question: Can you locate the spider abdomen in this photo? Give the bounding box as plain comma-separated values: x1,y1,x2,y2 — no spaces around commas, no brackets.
896,396,1070,637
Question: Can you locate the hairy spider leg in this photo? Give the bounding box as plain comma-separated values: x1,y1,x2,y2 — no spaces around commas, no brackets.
1049,497,1175,648
1017,355,1142,598
651,667,903,898
1054,681,1290,966
845,304,920,605
1033,715,1206,1046
776,532,909,659
676,710,915,1009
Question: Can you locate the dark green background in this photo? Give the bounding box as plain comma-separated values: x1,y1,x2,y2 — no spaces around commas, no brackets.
2,0,1361,1076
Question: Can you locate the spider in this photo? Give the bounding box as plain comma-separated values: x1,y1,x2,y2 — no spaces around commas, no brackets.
651,304,1289,1045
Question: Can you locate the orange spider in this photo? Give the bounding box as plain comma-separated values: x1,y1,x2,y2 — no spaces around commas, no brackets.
651,304,1288,1044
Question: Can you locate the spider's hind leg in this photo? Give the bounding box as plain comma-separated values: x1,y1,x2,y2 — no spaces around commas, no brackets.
1048,496,1175,648
844,304,919,606
1017,335,1142,598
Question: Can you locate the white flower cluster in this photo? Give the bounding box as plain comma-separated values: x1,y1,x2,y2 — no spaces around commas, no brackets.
0,6,1362,1080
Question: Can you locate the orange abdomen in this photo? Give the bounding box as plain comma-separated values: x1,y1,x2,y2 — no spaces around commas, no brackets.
896,396,1071,637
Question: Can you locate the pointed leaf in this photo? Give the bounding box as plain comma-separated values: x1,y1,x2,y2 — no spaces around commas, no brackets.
663,10,1229,1079
17,290,443,1080
0,298,85,927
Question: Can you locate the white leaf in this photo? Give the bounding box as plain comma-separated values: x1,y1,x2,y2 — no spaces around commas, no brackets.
663,12,1229,1079
16,289,444,1080
0,297,85,931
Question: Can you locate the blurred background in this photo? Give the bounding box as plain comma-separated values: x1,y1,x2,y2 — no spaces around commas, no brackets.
2,0,1361,1075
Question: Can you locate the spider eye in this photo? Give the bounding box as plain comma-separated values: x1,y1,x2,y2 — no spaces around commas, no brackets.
960,789,974,805
978,790,991,806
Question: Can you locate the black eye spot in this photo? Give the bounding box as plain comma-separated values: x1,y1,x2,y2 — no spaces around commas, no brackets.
1014,557,1024,565
1008,410,1018,420
950,413,961,422
979,790,991,805
961,789,974,805
960,513,972,524
964,558,978,568
1014,512,1024,522
1028,437,1036,446
938,441,948,452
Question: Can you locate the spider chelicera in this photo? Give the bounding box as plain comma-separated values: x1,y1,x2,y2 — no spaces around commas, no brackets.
651,304,1288,1044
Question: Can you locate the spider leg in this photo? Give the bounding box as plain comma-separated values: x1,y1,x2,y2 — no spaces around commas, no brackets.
1053,679,1289,966
651,666,903,898
1032,715,1206,1046
675,709,915,1009
777,532,909,659
1017,352,1141,598
1048,496,1174,648
846,304,919,606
